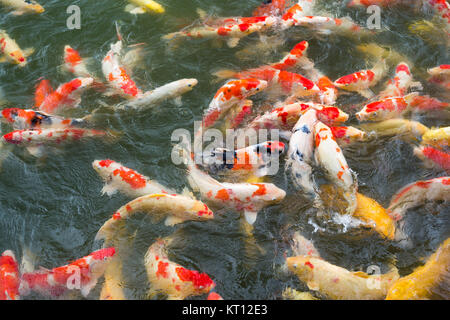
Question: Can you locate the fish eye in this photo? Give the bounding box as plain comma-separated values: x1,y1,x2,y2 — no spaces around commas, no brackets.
188,84,192,87
293,264,297,268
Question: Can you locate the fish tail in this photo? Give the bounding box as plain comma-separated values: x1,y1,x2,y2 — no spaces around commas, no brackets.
212,69,238,80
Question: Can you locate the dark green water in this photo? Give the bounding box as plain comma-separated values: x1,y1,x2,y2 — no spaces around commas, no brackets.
0,0,448,300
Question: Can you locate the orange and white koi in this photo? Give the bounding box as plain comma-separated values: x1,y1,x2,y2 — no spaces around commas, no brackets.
334,61,387,98
1,128,110,157
0,0,44,15
37,77,94,114
414,146,450,173
223,99,254,129
422,126,450,150
358,119,429,141
314,121,357,215
409,95,449,111
63,45,92,78
249,102,348,133
19,248,115,298
287,15,368,37
177,145,286,225
281,0,317,29
207,292,224,300
428,64,450,90
0,250,20,300
201,141,285,177
330,126,367,147
386,237,450,300
163,16,278,48
387,176,450,221
286,255,399,300
102,40,142,99
34,78,53,107
379,62,422,99
1,108,86,130
92,159,176,198
96,194,214,242
253,0,294,17
202,79,267,129
270,41,313,72
119,78,198,109
144,238,215,300
0,30,33,67
285,109,319,198
355,93,419,122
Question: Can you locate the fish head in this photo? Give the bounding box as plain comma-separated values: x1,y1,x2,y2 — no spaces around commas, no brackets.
286,256,315,280
2,130,23,145
253,183,286,204
64,45,82,66
92,159,119,179
1,250,18,266
316,107,349,125
1,108,20,123
9,50,27,67
355,101,385,122
177,78,198,94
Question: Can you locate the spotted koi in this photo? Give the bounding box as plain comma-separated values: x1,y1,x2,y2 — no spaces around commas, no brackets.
0,250,20,300
379,62,422,99
0,29,32,67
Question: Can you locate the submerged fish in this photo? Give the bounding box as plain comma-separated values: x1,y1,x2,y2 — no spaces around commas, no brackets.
95,194,214,242
0,0,44,15
387,176,450,221
92,159,175,198
163,16,278,48
355,93,419,122
0,250,20,300
286,255,399,300
253,0,294,17
125,0,165,14
0,108,86,130
386,237,450,300
63,45,92,79
414,146,450,173
19,248,116,298
378,62,422,99
0,29,34,67
144,238,215,300
176,145,286,225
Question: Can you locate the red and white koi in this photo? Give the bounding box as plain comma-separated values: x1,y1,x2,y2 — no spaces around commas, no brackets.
1,108,86,130
314,121,357,215
102,40,142,99
285,109,320,197
119,78,198,109
281,0,317,29
355,93,419,122
253,0,294,17
428,64,450,90
63,45,92,78
0,29,33,67
414,146,450,173
330,126,367,147
37,77,94,114
34,78,53,107
96,194,214,243
177,145,286,225
202,79,267,129
1,0,43,14
379,62,422,99
287,15,367,37
201,141,285,178
387,176,450,221
92,159,176,198
19,248,116,298
144,238,215,300
163,16,278,48
0,250,20,300
223,99,254,129
270,40,314,72
334,61,387,98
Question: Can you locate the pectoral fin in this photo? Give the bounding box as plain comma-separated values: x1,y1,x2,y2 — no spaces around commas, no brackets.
101,183,118,197
11,10,25,16
164,216,186,227
23,48,35,58
358,89,375,99
226,38,241,48
125,4,146,14
173,96,182,106
306,281,320,291
26,146,44,158
244,210,258,225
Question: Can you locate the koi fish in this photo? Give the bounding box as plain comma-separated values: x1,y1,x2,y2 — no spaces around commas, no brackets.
358,119,429,141
207,292,224,300
125,0,165,14
0,30,34,67
144,238,215,300
387,176,450,221
285,109,320,199
330,126,367,147
355,93,419,122
223,99,254,129
1,128,111,157
253,0,294,17
176,144,286,225
334,60,387,98
163,16,278,48
422,126,450,150
201,141,285,178
34,78,53,107
92,159,175,198
314,121,357,215
286,256,399,300
428,64,450,92
290,231,320,257
414,146,450,173
37,77,94,114
281,0,318,29
409,95,449,111
95,194,214,242
249,102,348,133
0,250,20,300
118,78,198,109
19,248,116,298
102,40,142,99
63,45,92,78
202,79,267,129
0,0,44,15
386,237,450,300
379,62,422,99
0,108,86,130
